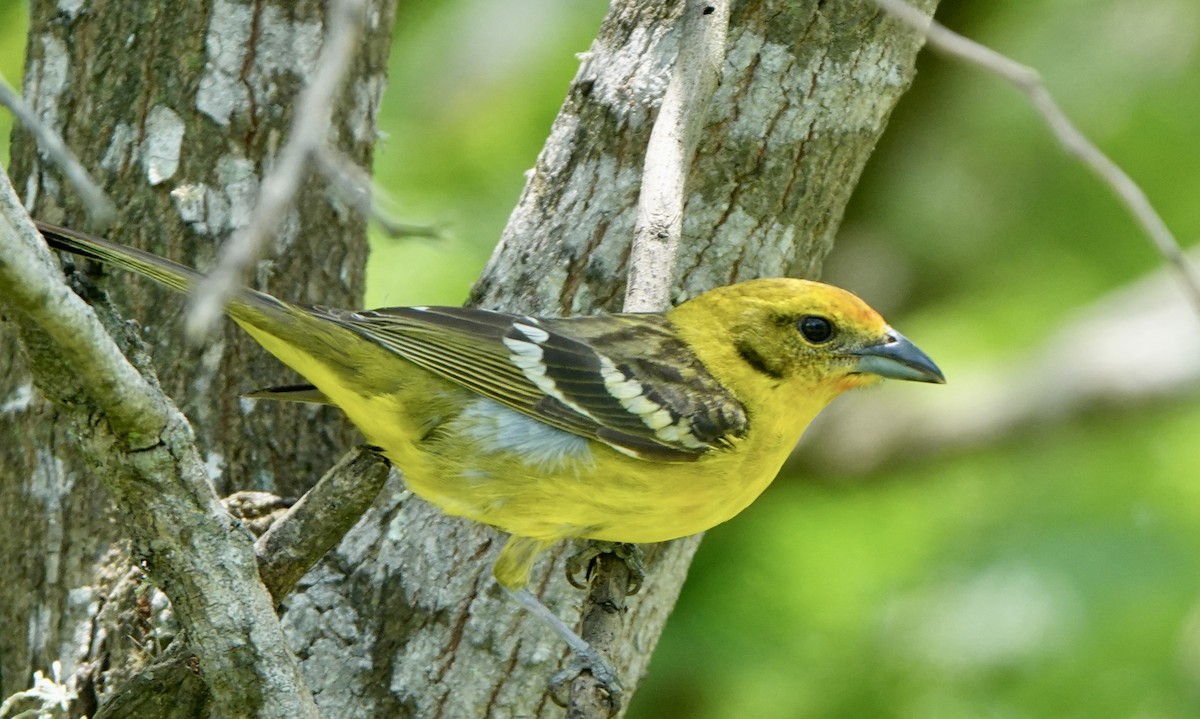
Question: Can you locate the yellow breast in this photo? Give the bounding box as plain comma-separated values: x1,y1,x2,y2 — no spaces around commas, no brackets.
388,395,824,545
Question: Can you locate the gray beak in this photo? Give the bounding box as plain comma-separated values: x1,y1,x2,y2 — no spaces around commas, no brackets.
852,328,945,384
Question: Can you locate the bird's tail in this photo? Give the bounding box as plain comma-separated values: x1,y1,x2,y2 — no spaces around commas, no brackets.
37,221,202,296
35,221,390,406
35,220,305,330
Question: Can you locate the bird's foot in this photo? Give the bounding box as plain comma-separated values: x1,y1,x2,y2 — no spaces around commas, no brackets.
565,541,645,595
549,649,623,715
505,587,623,714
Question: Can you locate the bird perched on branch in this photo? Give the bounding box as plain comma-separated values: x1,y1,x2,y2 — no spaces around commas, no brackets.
37,220,944,694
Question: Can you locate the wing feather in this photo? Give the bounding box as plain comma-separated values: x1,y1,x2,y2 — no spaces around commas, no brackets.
306,305,747,461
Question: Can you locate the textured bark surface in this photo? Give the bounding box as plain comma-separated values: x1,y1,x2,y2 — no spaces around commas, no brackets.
0,0,394,704
470,0,934,313
1,0,937,716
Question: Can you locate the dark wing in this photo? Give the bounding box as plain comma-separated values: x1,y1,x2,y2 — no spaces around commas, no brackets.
307,305,748,462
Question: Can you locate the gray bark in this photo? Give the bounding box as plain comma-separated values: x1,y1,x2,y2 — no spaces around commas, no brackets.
1,0,394,709
1,0,937,717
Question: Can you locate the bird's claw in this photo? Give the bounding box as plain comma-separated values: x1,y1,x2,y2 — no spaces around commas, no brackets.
548,645,624,715
565,541,645,595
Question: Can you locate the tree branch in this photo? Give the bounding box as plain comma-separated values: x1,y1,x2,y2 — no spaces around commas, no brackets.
0,73,115,227
255,447,393,600
870,0,1200,318
92,446,393,719
0,178,165,444
314,145,441,239
451,0,939,713
0,174,319,718
623,0,729,313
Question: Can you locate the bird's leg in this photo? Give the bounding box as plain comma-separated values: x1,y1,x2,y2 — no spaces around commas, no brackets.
565,541,646,595
504,587,623,712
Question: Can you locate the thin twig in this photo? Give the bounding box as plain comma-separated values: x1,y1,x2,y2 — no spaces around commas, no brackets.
567,553,634,719
0,72,115,227
185,0,368,340
871,0,1200,317
568,2,729,718
314,145,443,239
622,0,729,313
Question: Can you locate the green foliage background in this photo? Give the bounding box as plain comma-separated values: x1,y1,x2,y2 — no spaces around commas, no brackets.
5,0,1200,716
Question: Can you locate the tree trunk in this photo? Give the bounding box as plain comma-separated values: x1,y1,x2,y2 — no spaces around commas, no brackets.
1,0,937,716
1,0,394,705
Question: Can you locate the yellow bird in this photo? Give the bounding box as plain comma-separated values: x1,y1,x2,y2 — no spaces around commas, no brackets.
38,221,944,592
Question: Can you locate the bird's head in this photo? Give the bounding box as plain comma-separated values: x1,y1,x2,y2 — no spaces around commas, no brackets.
668,278,944,409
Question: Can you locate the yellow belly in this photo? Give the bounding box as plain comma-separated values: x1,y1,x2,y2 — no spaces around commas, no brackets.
386,395,808,545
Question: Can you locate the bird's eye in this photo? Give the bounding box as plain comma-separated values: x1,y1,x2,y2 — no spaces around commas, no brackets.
797,315,834,344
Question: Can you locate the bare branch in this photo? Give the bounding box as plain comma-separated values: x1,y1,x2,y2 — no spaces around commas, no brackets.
0,73,115,227
870,0,1200,318
90,447,392,719
185,0,368,339
623,0,729,313
0,179,165,443
255,446,392,600
314,145,443,239
567,2,730,717
0,177,319,719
